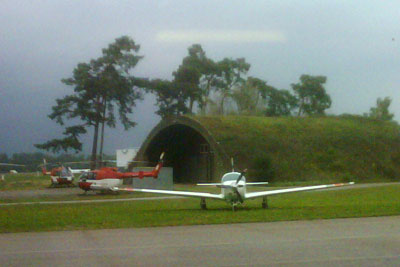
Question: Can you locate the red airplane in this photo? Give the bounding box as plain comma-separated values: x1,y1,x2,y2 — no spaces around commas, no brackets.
78,152,165,192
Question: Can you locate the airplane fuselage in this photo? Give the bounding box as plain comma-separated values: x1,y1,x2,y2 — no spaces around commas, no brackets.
79,177,123,191
78,168,125,191
219,172,247,206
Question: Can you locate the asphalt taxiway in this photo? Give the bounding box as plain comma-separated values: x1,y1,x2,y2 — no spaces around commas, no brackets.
1,216,399,266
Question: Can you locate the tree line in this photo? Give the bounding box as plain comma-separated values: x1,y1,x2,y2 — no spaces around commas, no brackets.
0,152,114,172
150,44,331,118
34,36,394,169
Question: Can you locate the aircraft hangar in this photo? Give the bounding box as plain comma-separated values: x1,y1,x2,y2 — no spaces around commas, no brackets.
130,115,400,184
131,116,230,183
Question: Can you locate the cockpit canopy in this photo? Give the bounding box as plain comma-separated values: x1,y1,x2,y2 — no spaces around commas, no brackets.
79,172,97,180
221,172,246,183
59,166,72,178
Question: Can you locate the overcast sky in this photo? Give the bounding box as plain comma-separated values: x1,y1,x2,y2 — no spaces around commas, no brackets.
0,0,399,156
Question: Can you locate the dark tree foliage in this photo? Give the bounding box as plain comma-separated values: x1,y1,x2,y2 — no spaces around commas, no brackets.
35,126,85,153
0,152,99,172
215,58,250,114
150,44,254,116
150,44,220,117
263,88,298,116
365,97,394,121
231,77,297,116
150,79,190,118
171,44,221,113
231,77,267,114
0,153,8,163
172,45,203,112
35,36,144,168
291,75,331,116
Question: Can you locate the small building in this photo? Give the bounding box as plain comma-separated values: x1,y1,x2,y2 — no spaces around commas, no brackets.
116,148,138,168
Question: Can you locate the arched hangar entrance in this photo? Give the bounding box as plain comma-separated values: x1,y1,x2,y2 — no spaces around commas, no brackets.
133,116,227,183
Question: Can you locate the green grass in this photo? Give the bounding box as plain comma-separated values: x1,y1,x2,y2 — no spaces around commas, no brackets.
0,184,266,203
0,191,153,203
1,185,400,233
0,173,51,191
193,115,400,183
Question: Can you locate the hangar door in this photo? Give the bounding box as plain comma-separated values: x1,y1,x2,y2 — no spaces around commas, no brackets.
144,124,214,183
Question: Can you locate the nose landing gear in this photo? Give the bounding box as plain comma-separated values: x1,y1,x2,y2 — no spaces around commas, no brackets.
262,197,268,209
200,198,207,210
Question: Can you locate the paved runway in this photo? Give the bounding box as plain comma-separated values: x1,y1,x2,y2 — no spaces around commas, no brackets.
1,216,400,266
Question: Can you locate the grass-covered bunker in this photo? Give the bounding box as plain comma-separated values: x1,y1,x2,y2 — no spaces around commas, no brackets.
134,115,400,184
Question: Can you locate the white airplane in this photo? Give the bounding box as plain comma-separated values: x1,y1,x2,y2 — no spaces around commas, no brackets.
113,169,354,211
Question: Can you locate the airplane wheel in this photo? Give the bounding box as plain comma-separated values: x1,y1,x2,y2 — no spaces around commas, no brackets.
200,198,207,210
262,197,268,209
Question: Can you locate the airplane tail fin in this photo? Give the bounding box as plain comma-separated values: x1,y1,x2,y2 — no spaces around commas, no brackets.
151,152,165,178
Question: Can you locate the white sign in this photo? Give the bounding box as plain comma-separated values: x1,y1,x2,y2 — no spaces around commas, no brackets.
116,148,138,168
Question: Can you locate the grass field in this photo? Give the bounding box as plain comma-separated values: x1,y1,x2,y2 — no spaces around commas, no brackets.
0,182,266,203
195,115,400,183
0,173,55,191
1,184,399,233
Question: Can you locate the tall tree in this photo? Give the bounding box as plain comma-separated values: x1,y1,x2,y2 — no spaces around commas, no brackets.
150,79,190,118
0,153,8,163
172,44,220,113
366,97,394,121
231,77,267,114
150,44,220,117
172,66,201,113
291,75,331,116
215,58,250,114
35,36,143,169
263,88,298,116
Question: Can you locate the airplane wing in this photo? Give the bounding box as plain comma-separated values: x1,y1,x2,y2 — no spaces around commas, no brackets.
197,182,268,186
113,187,224,200
197,183,223,186
246,182,269,186
245,182,354,199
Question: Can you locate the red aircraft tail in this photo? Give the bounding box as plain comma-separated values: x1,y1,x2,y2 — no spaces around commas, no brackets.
151,152,165,178
121,152,165,179
136,152,165,179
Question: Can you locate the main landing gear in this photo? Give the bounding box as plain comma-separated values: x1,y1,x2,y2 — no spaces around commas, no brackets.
262,197,268,209
200,198,207,210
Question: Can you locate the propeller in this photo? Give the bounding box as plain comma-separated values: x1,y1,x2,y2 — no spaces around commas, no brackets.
235,169,247,185
234,169,247,203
